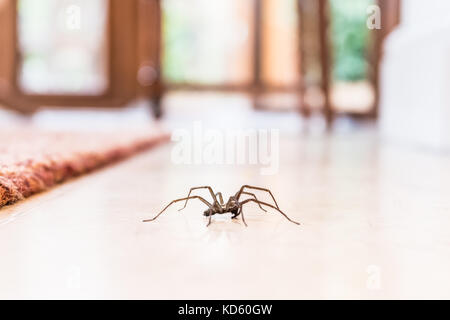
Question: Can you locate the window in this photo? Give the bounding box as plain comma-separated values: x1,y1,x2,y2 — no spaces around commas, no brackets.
17,0,110,95
0,0,160,112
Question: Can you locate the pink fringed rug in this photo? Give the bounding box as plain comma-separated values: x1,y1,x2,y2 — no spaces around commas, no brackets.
0,128,169,208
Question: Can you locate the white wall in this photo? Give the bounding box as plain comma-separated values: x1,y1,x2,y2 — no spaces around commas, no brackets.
379,0,450,150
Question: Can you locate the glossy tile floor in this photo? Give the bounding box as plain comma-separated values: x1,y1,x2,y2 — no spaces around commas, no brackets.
1,97,450,299
1,130,449,299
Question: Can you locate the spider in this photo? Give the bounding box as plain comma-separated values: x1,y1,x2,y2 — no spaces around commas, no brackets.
142,185,300,227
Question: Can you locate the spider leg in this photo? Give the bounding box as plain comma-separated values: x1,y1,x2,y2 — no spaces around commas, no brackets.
240,192,267,212
143,196,213,222
206,210,213,227
239,206,248,227
178,186,218,211
240,198,300,225
215,192,224,205
236,185,280,209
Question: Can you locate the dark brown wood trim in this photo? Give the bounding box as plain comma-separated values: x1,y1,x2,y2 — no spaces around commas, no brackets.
318,0,333,128
252,0,263,109
297,0,309,117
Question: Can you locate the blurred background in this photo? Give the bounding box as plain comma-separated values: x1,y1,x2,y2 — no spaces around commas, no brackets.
2,0,450,150
0,0,400,129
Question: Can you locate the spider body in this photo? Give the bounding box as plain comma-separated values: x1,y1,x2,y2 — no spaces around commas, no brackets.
143,185,300,227
203,196,239,217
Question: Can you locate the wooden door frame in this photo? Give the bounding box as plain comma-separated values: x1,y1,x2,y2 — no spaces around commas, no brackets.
137,0,163,117
0,0,140,113
299,0,401,127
